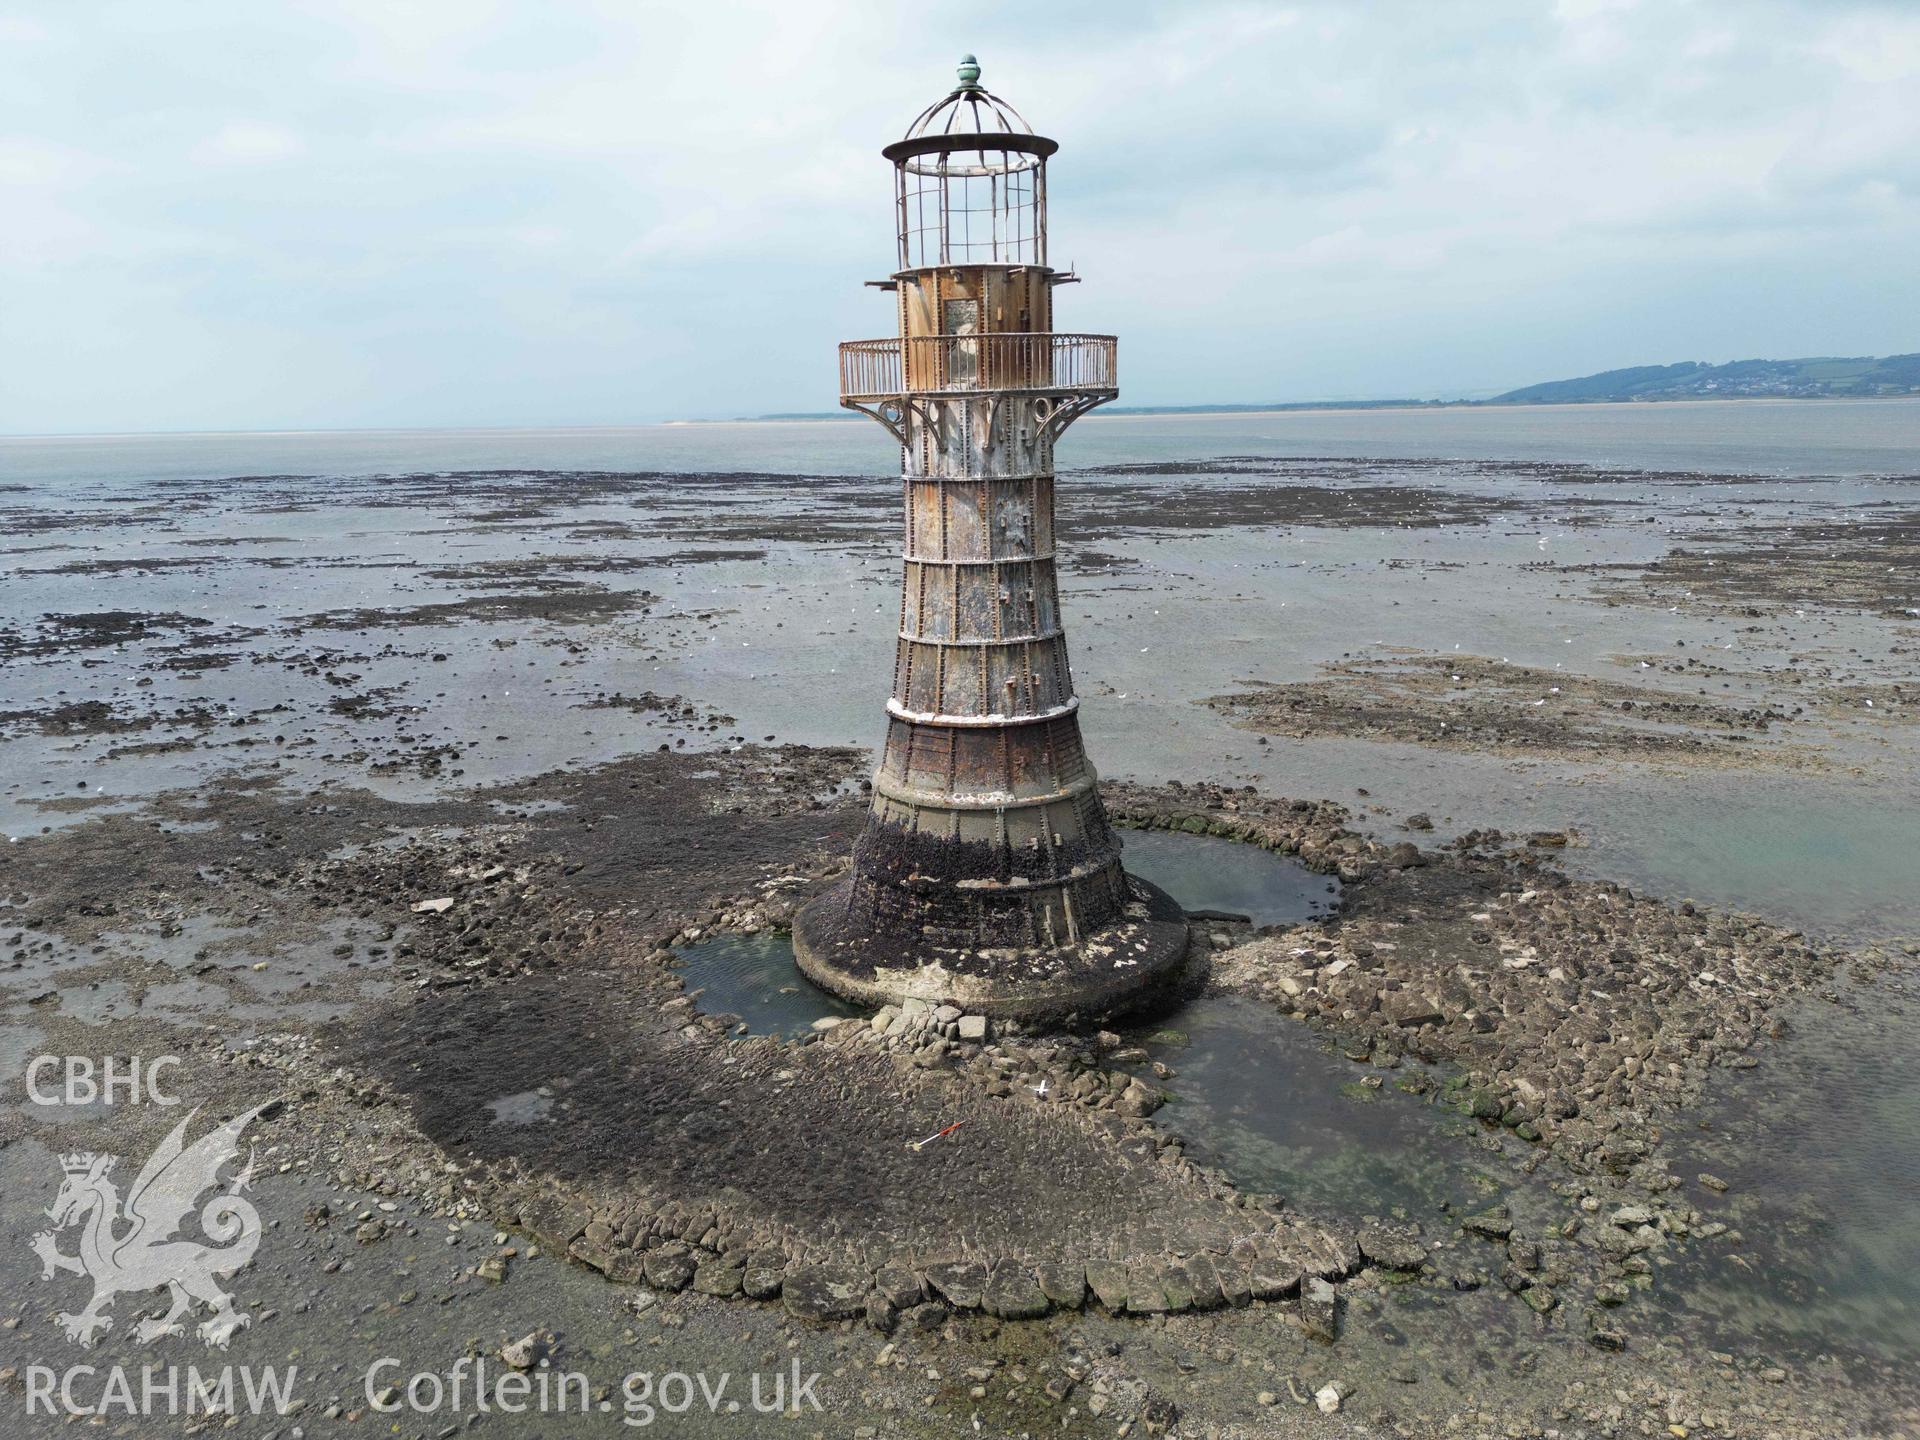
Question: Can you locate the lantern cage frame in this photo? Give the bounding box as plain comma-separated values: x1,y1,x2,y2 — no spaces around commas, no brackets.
883,83,1056,270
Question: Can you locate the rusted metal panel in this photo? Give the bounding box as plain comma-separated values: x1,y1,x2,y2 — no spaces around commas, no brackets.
881,715,1093,808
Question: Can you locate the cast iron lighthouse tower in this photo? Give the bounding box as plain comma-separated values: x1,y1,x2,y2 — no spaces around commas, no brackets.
794,57,1188,1020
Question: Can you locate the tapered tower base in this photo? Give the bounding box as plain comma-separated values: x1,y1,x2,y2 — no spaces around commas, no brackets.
792,869,1190,1023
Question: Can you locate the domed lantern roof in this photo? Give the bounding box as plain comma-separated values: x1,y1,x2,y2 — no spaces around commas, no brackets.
882,55,1058,176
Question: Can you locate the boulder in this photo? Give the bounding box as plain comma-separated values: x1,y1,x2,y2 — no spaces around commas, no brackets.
1084,1260,1129,1312
873,1265,923,1309
741,1250,786,1300
1245,1246,1302,1302
690,1261,744,1298
1034,1262,1087,1310
923,1259,988,1310
1388,994,1446,1028
1124,1262,1171,1314
1176,1254,1225,1310
1213,1253,1254,1308
982,1265,1050,1320
640,1248,696,1292
782,1265,868,1324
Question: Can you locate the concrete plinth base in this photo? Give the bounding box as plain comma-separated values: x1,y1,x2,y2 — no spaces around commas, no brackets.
792,873,1190,1023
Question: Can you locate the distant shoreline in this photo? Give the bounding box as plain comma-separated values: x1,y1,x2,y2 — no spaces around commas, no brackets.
730,393,1920,425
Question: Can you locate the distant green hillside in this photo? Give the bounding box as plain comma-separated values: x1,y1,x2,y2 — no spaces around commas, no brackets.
1495,354,1920,403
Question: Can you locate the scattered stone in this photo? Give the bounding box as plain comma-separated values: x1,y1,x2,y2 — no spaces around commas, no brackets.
1299,1277,1338,1343
1587,1315,1627,1351
1357,1226,1427,1271
874,1266,923,1310
1462,1207,1513,1240
499,1331,550,1370
900,1301,946,1331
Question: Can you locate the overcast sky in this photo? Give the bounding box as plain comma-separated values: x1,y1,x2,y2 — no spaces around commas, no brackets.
4,0,1917,434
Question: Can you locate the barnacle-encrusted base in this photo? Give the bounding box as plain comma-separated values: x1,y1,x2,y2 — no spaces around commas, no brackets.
793,863,1190,1023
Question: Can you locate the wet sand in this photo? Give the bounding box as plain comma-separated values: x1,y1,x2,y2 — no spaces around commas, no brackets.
3,430,1918,1437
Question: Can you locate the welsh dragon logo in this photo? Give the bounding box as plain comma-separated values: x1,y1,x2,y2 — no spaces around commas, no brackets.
31,1103,269,1348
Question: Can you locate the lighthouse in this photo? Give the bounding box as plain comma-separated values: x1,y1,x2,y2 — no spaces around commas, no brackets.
793,57,1188,1021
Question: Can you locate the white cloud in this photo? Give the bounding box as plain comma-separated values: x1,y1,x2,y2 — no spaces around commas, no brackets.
193,121,304,164
0,0,1916,430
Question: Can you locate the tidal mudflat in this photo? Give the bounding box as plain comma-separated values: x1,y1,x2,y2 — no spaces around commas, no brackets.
2,403,1917,1437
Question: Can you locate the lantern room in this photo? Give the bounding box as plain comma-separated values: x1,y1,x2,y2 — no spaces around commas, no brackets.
884,54,1054,270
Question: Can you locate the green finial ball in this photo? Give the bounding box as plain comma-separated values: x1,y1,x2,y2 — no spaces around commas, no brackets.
956,54,981,88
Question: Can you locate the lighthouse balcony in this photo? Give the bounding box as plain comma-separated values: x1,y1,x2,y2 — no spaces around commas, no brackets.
839,332,1116,404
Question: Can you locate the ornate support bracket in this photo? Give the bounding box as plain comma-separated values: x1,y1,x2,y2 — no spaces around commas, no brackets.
842,398,909,445
845,391,1108,447
1038,391,1114,442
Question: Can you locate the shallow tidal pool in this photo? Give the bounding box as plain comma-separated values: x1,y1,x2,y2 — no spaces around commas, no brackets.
671,830,1342,1038
1649,972,1920,1369
668,930,864,1039
1118,826,1341,926
1117,995,1515,1220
